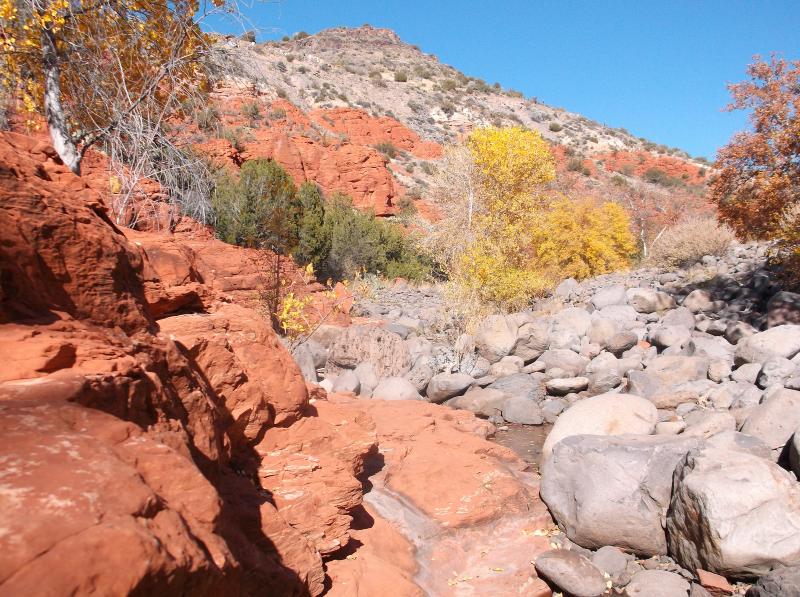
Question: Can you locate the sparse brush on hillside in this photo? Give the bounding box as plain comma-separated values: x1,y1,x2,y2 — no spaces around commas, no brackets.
646,217,735,268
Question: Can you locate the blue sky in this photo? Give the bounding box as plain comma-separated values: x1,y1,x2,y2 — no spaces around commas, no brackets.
209,1,800,159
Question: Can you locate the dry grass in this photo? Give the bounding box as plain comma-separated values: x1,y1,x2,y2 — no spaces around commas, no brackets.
647,217,735,268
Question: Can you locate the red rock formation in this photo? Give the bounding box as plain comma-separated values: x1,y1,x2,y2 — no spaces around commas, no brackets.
596,149,708,185
309,107,442,159
0,132,553,595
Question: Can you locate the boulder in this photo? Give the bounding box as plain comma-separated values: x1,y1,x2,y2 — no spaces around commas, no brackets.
767,291,800,327
644,355,710,386
588,369,623,395
627,288,677,313
667,446,800,578
487,373,545,401
684,336,735,363
790,428,800,479
534,550,607,597
555,277,579,297
705,430,772,460
597,305,640,325
501,396,544,425
724,321,757,345
607,331,639,356
354,362,379,395
293,342,318,382
591,546,631,579
371,377,424,401
546,377,589,396
448,387,507,418
541,434,702,554
625,570,690,596
734,325,800,365
740,388,800,458
542,393,658,457
489,355,524,377
591,284,628,309
326,325,412,377
588,318,619,347
731,363,761,384
651,325,692,349
332,370,360,394
512,318,551,362
662,307,697,329
539,349,589,377
757,356,797,389
426,372,473,404
475,315,518,363
683,289,717,313
405,359,434,393
747,565,800,596
553,307,592,336
682,411,736,439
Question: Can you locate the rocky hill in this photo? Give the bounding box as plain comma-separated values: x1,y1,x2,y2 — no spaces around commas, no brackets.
167,25,714,223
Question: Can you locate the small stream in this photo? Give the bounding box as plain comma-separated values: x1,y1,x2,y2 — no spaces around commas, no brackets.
490,423,552,473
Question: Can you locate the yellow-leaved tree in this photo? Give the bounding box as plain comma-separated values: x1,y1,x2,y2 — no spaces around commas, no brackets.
0,0,225,174
433,126,637,312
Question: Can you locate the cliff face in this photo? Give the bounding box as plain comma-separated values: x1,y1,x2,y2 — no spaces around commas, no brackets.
0,133,552,595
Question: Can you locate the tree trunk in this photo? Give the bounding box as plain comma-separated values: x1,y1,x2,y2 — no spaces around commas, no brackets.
41,27,81,174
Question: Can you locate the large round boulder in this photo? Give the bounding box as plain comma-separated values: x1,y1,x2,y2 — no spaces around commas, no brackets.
475,315,518,364
542,393,658,457
371,377,424,401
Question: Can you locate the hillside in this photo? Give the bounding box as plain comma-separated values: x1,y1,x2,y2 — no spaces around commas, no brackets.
185,25,712,224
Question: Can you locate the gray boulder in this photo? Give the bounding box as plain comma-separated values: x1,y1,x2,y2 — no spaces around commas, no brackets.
292,343,318,382
354,361,379,395
371,376,424,401
534,549,607,597
682,410,736,439
487,373,545,401
405,359,434,393
667,446,800,578
501,396,543,425
734,325,800,365
553,306,592,336
747,565,800,596
682,289,717,313
332,370,360,394
513,318,551,362
475,315,518,363
542,393,658,457
546,376,589,396
327,325,412,377
662,307,696,329
539,349,589,377
725,321,757,345
767,291,800,327
592,284,628,309
732,362,762,384
541,434,702,555
587,317,619,347
740,388,800,458
757,356,797,388
448,387,507,417
607,331,639,356
625,570,690,596
426,372,473,403
627,288,677,313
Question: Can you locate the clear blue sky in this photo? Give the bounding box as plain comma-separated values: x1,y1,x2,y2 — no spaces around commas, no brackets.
209,1,800,159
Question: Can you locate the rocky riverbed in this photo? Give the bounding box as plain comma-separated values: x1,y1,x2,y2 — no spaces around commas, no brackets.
293,240,800,596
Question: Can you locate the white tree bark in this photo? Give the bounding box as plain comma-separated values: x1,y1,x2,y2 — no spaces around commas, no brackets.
41,27,81,174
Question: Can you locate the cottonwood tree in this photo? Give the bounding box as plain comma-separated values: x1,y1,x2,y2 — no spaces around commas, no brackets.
711,55,799,241
0,0,227,174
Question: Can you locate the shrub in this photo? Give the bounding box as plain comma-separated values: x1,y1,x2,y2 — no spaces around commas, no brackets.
647,217,735,268
394,70,408,82
375,141,398,159
548,122,563,132
195,106,219,131
275,87,288,99
240,101,260,122
212,159,301,252
439,78,458,92
220,127,246,152
567,157,590,176
320,194,429,281
293,31,310,40
397,194,417,216
292,182,329,268
643,167,682,187
441,101,456,117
